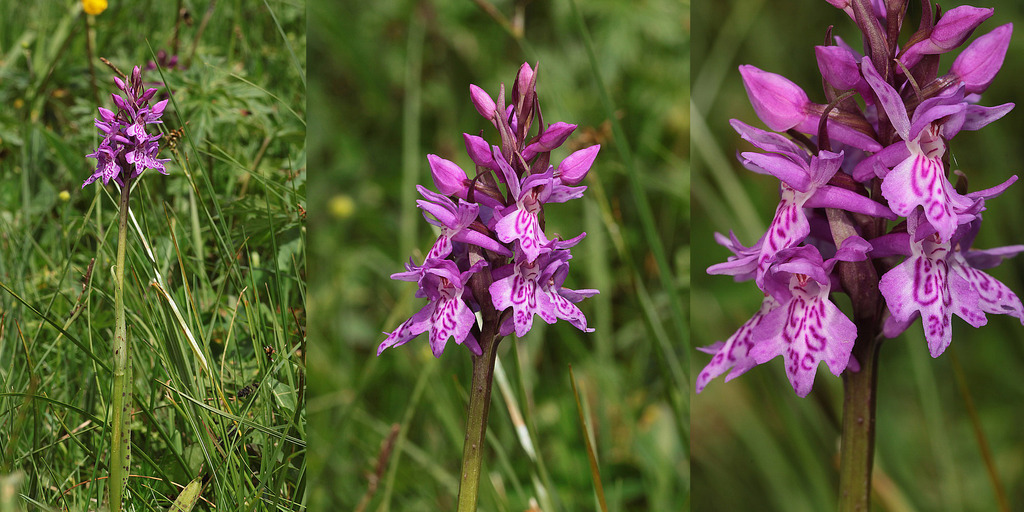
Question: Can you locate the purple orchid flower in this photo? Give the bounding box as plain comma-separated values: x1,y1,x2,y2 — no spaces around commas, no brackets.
378,259,486,358
731,120,894,285
898,6,994,69
416,185,510,261
739,65,882,151
381,62,598,358
860,58,1014,241
84,66,170,188
881,206,1024,356
748,238,869,397
493,155,588,263
490,241,597,338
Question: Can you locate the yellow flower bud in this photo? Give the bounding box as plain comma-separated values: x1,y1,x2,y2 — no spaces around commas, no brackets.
82,0,107,15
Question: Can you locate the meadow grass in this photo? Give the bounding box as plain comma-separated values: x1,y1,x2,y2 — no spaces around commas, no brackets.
306,0,689,510
691,0,1024,510
0,2,306,510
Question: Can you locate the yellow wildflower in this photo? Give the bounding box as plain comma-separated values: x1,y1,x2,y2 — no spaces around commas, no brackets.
82,0,107,15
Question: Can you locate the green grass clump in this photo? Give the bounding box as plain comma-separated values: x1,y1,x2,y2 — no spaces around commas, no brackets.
0,2,306,510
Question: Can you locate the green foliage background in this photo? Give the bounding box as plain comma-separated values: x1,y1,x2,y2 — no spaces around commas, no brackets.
307,0,689,510
691,0,1024,510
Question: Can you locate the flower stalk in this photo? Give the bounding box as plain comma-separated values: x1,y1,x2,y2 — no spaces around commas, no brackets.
837,320,880,512
455,320,501,512
82,64,169,512
109,177,133,512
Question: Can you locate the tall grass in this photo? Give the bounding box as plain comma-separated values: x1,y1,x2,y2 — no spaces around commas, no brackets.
691,0,1024,510
0,2,306,510
307,0,688,509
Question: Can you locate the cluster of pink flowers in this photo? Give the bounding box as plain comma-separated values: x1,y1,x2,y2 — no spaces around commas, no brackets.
379,63,600,357
84,66,170,188
698,1,1023,397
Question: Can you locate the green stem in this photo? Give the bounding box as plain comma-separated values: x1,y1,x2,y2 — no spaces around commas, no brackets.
109,179,132,512
828,207,885,512
455,322,500,512
838,325,880,512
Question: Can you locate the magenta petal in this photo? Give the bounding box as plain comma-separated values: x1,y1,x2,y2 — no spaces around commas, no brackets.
452,229,512,256
490,265,544,338
547,292,593,332
524,122,577,160
378,304,433,355
952,254,1024,323
740,152,811,191
755,190,811,285
427,295,477,358
794,116,882,152
495,208,549,263
899,6,993,67
961,103,1014,132
816,45,863,91
461,332,483,355
851,142,909,181
695,297,778,393
861,56,910,140
879,238,985,357
881,151,968,241
464,133,498,171
805,186,896,219
963,243,1024,270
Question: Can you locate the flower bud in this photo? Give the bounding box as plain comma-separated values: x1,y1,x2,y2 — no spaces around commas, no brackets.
900,6,993,68
523,122,576,160
951,23,1012,94
516,62,535,93
558,145,600,185
427,154,468,196
469,84,496,121
463,133,498,171
739,65,811,132
815,45,862,91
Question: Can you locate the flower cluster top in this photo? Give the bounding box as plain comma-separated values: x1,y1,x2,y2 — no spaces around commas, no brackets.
379,63,601,358
84,66,170,188
698,0,1024,397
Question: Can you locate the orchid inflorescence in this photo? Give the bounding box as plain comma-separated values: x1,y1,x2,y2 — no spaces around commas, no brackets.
698,0,1023,397
378,63,601,358
84,65,170,188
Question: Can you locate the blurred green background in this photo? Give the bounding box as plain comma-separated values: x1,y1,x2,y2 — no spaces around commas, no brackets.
692,0,1024,510
307,0,688,510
